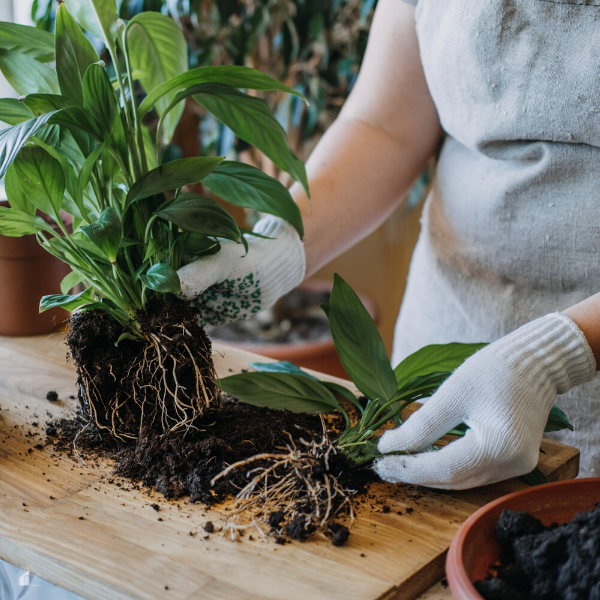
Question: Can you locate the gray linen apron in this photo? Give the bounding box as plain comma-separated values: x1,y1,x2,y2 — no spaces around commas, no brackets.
394,0,600,476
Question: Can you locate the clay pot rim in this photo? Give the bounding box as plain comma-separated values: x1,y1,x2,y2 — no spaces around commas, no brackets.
446,477,600,600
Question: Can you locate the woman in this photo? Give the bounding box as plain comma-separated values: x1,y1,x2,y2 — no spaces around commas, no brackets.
178,0,600,489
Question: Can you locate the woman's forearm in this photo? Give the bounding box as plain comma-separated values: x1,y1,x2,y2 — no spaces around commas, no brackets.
563,293,600,369
291,115,439,276
289,0,442,277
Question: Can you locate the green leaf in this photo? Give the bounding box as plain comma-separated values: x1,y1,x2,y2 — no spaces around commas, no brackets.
13,146,65,220
40,287,94,313
0,49,59,96
125,12,188,142
167,83,308,197
0,22,55,63
203,161,303,237
70,231,111,264
184,233,220,257
138,65,305,120
55,2,100,104
520,467,548,487
62,0,119,46
83,63,118,138
249,361,318,379
328,273,397,402
4,164,35,214
219,372,340,414
48,106,103,140
396,371,451,404
394,342,487,389
544,404,574,433
22,94,75,117
0,99,33,126
60,270,85,294
0,206,55,237
76,143,104,219
154,193,241,242
140,263,181,294
126,157,224,206
81,207,123,262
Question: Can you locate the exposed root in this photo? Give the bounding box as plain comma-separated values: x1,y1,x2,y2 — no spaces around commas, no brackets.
211,417,356,544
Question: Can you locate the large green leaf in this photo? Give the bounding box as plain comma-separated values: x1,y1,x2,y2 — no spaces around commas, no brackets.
0,206,55,237
0,49,59,96
394,342,487,389
167,83,308,196
48,106,101,141
0,99,33,126
219,372,340,414
83,63,118,139
13,146,65,220
327,273,397,402
138,65,305,119
60,271,85,294
81,207,123,262
0,22,55,63
22,94,75,117
249,360,319,380
203,161,303,237
154,193,240,241
545,404,574,433
40,287,95,313
4,164,35,214
76,143,105,219
125,12,188,143
62,0,119,46
125,157,224,206
55,2,100,104
140,263,181,294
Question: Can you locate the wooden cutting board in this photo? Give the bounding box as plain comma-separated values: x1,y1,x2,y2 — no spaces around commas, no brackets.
0,334,579,600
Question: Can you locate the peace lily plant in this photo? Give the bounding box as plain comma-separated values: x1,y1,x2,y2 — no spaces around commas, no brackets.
0,0,307,439
221,274,573,482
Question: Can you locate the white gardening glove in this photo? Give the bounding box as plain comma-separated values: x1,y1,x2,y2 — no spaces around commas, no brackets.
177,216,306,326
374,313,596,490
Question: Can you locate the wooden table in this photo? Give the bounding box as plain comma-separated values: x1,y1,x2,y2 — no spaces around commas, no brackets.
0,334,579,600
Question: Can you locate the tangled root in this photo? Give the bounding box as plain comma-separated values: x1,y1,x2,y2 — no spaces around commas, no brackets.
69,298,220,441
211,417,356,544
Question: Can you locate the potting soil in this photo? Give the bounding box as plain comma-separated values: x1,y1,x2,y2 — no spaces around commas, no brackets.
475,506,600,600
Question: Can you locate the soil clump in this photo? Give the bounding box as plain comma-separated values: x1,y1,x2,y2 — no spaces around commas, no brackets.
475,505,600,600
67,298,219,440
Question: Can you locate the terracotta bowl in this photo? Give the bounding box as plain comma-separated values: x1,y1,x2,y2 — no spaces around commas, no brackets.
446,478,600,600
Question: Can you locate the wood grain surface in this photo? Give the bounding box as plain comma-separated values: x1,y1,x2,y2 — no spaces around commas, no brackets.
0,334,579,600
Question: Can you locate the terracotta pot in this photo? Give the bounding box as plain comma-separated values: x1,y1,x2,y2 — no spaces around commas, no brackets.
446,478,600,600
213,279,378,379
0,202,71,336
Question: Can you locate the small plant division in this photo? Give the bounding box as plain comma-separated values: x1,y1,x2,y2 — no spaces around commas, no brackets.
0,1,307,440
218,273,575,539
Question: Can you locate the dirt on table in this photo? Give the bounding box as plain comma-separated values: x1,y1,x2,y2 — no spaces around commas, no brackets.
475,505,600,600
46,396,375,544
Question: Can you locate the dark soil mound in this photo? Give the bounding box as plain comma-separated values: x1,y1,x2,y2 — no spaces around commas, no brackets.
475,506,600,600
68,297,219,439
47,397,375,544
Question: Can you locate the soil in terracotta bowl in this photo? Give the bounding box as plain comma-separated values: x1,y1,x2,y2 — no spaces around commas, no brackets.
207,286,331,345
475,505,600,600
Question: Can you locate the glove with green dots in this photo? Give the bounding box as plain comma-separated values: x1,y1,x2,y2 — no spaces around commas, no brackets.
177,216,306,326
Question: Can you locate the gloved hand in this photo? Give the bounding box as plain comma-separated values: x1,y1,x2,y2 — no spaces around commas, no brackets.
177,216,306,326
374,313,596,490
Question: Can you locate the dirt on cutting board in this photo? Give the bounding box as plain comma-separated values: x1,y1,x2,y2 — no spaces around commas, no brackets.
45,396,376,545
475,506,600,600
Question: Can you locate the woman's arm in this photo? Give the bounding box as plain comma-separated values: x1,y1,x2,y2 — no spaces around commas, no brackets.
291,0,442,276
564,294,600,369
